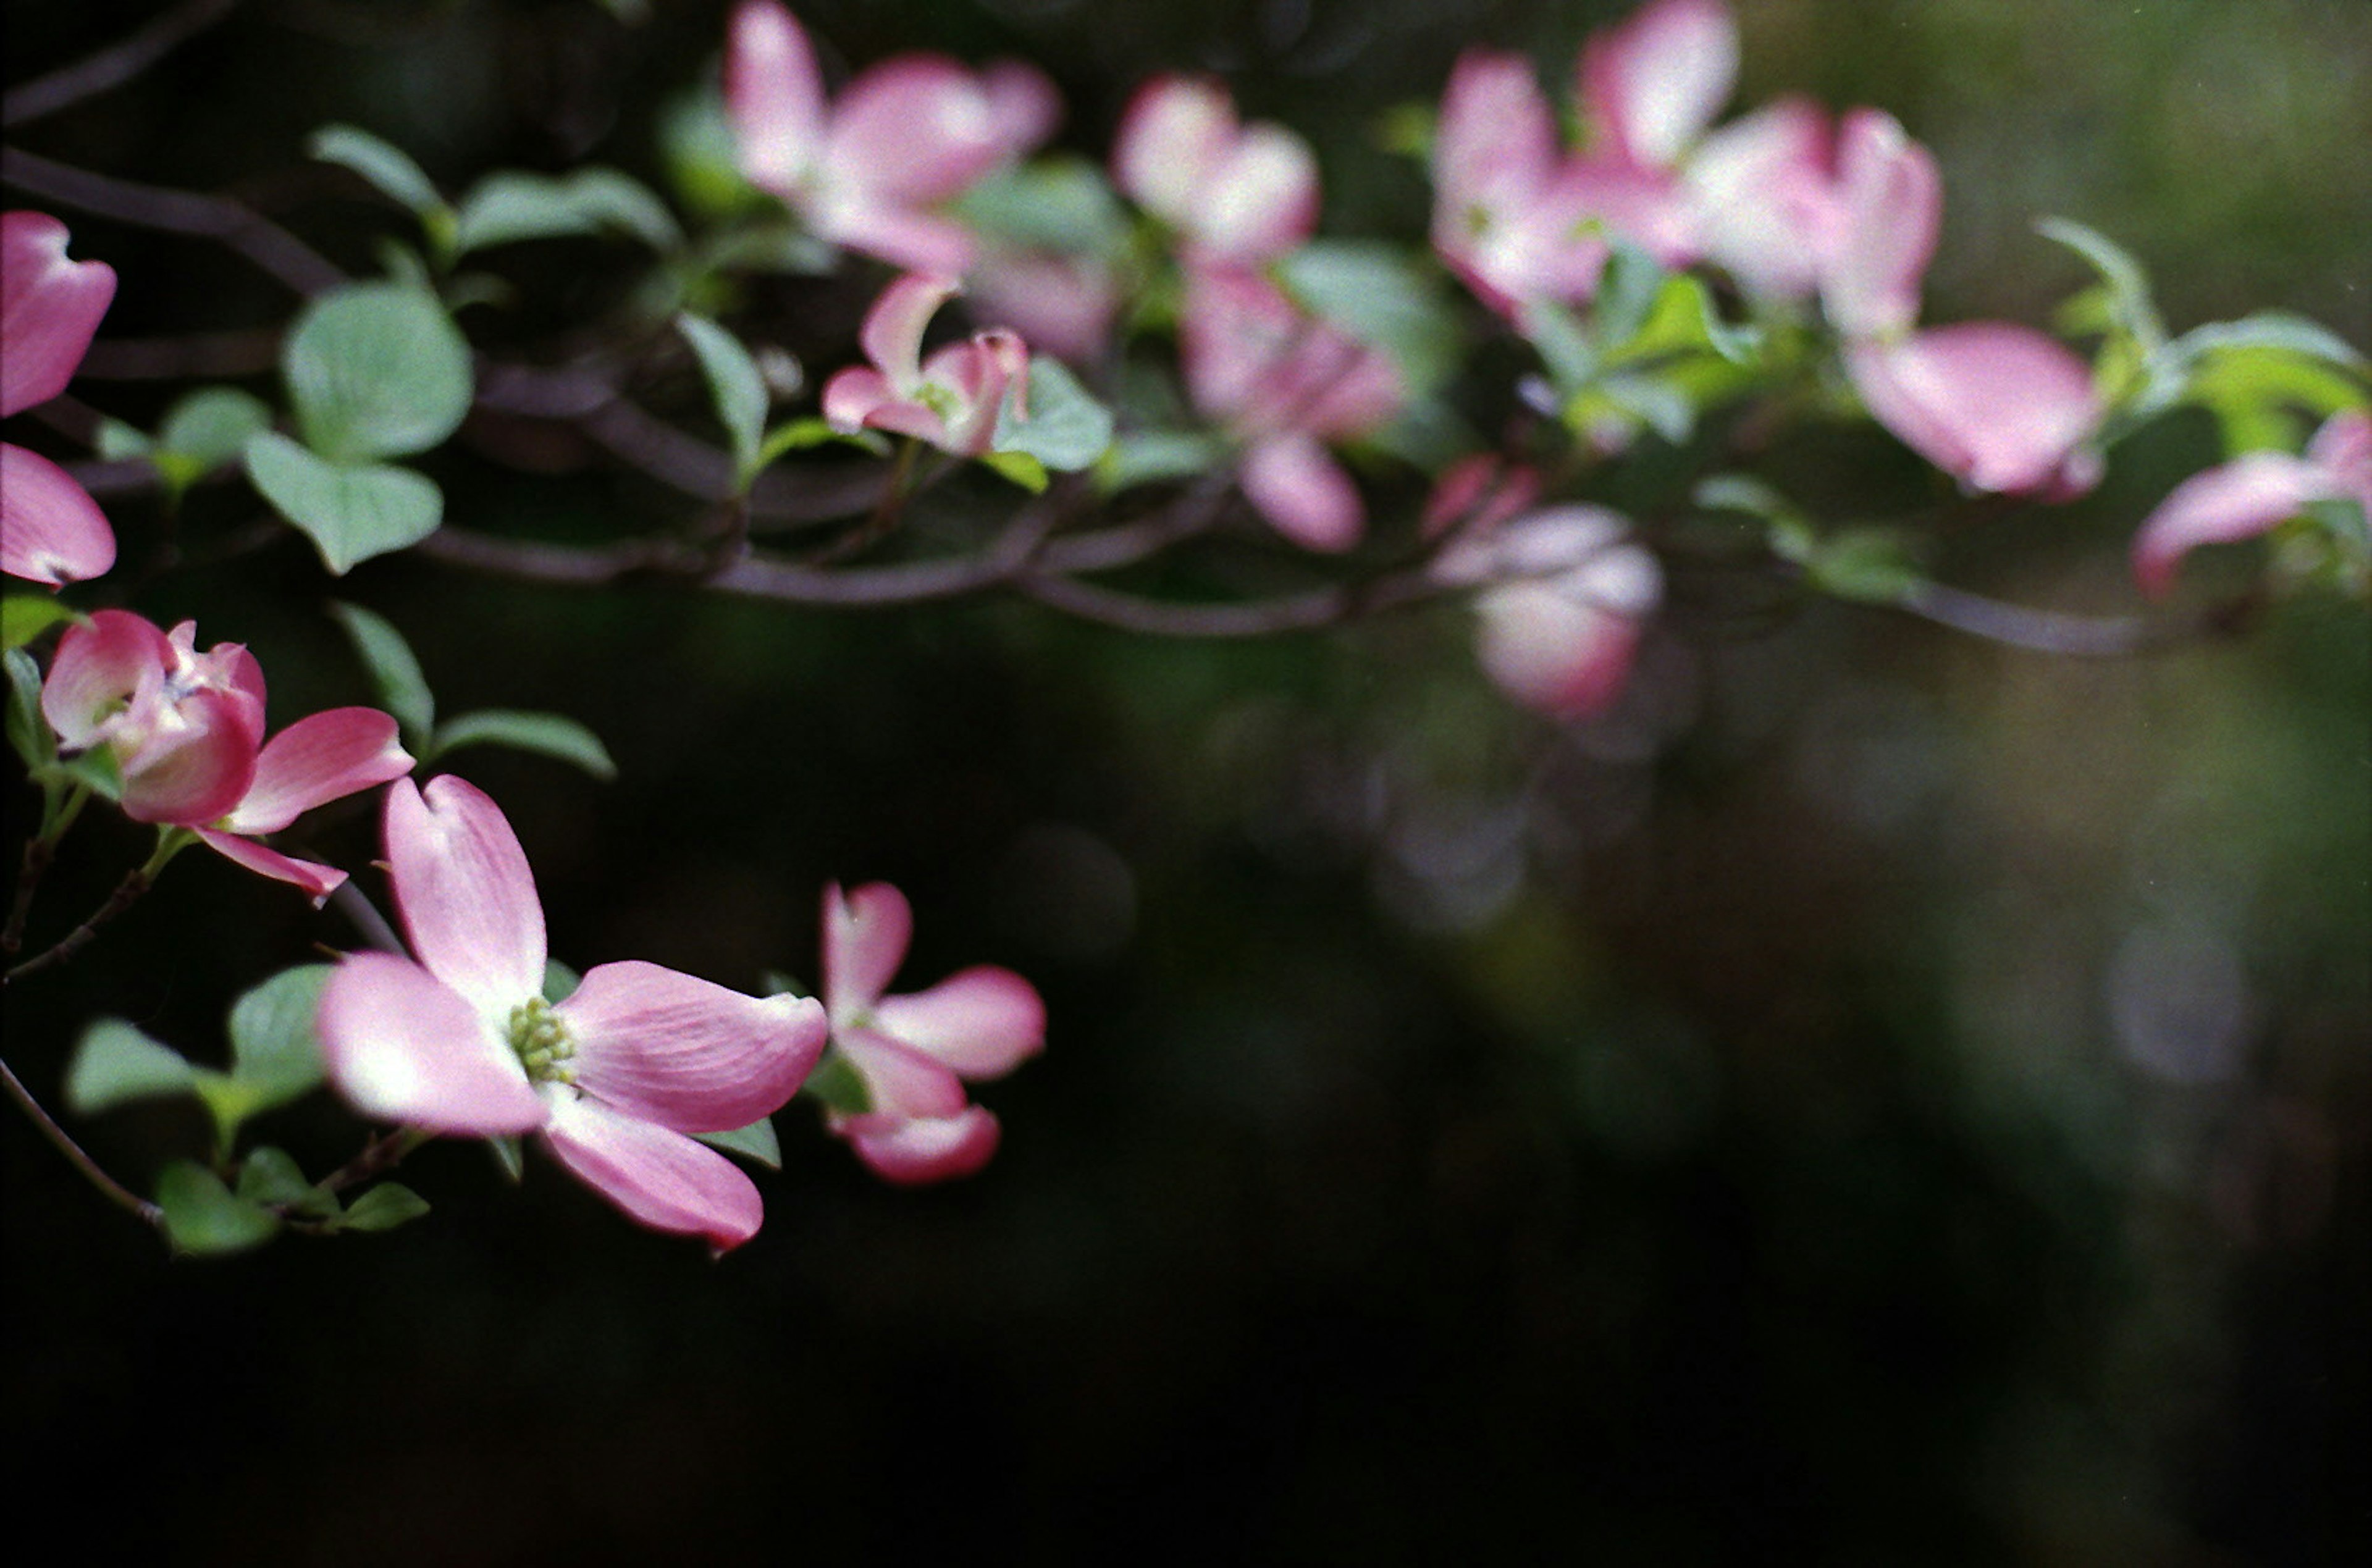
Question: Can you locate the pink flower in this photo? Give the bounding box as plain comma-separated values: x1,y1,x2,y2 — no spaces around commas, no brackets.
2,211,117,587
1430,50,1607,315
1681,97,1844,303
1181,264,1404,552
965,247,1120,367
1562,0,1739,268
818,882,1044,1185
41,610,413,899
2130,409,2372,598
1112,76,1318,265
725,1,1056,275
319,776,828,1249
1432,505,1663,717
1820,111,2101,497
822,273,1029,456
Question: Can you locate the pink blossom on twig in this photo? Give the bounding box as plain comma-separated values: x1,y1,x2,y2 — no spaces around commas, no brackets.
2130,409,2372,598
2,211,117,586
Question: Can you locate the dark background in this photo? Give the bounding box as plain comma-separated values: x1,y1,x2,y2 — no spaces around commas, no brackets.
4,2,2366,1561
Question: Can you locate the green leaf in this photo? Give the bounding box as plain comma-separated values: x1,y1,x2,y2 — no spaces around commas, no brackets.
752,416,844,469
95,417,152,461
2037,216,2167,358
452,168,684,256
2187,349,2366,456
980,449,1049,493
992,358,1114,473
65,1020,197,1113
309,125,447,220
1518,300,1600,392
1613,274,1757,367
326,601,435,739
245,433,443,574
339,1182,431,1232
953,157,1127,253
2171,312,2370,374
1807,529,1924,604
694,1116,782,1170
57,744,124,800
431,708,616,779
1593,243,1667,352
157,1162,281,1256
154,388,274,489
282,282,474,463
801,1051,871,1117
542,959,581,1004
676,311,768,484
227,965,333,1112
4,647,53,771
489,1135,526,1183
1279,240,1461,397
2,596,80,653
660,87,765,223
1098,430,1224,493
237,1146,337,1218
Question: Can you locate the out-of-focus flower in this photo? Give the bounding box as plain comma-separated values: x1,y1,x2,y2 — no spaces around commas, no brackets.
725,1,1056,275
822,273,1029,456
319,776,828,1249
2131,408,2372,598
1432,505,1663,717
1562,0,1738,267
817,881,1044,1185
1112,76,1317,266
1681,97,1843,304
965,248,1119,369
2,211,117,587
1181,264,1404,552
1820,111,2101,497
41,610,414,899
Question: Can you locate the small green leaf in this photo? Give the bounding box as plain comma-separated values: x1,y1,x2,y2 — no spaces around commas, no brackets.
542,959,581,1004
676,312,768,484
2037,216,2168,358
339,1182,431,1232
66,1020,197,1113
2171,312,2370,374
57,744,124,800
980,448,1049,493
2,596,80,653
310,125,447,219
95,417,153,461
1593,244,1666,351
326,601,435,739
953,157,1127,253
3,647,51,771
282,282,474,463
237,1146,328,1213
1518,299,1600,392
752,416,843,469
992,358,1114,473
245,432,444,574
1279,240,1462,396
430,709,616,779
154,388,274,488
227,965,333,1112
1807,529,1923,603
694,1116,782,1170
452,168,684,255
157,1162,282,1256
489,1135,526,1183
801,1051,871,1117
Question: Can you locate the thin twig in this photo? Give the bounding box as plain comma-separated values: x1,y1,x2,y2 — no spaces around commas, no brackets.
1015,574,1354,637
1,0,243,129
0,146,342,295
1,1057,163,1225
74,327,282,380
3,866,154,986
1891,579,2252,658
315,1125,429,1196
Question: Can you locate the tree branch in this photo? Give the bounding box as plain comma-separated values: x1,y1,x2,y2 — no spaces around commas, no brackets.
1891,579,2253,657
0,146,342,295
1,1056,163,1225
1,0,243,130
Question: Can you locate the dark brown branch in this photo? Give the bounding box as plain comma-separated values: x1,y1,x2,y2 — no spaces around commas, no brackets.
3,867,154,986
1,1057,162,1225
1014,574,1354,638
2,0,243,129
0,146,342,295
74,327,282,380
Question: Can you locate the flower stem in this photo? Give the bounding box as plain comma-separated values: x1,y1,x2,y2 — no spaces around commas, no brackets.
318,1126,432,1195
1,829,188,987
0,1055,162,1225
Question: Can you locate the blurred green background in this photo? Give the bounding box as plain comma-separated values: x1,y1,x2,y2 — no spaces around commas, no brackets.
4,1,2365,1561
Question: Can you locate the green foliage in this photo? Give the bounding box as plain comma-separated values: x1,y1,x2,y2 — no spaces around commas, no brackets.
800,1052,870,1117
225,966,333,1113
281,283,474,463
2,597,80,653
65,1020,198,1112
452,169,683,256
957,157,1128,253
2,648,50,771
327,600,437,742
694,1117,783,1169
994,358,1116,473
431,709,618,780
156,1162,280,1256
1280,241,1461,398
244,433,444,574
67,967,330,1151
1099,430,1225,493
339,1183,431,1232
153,388,275,493
677,311,769,487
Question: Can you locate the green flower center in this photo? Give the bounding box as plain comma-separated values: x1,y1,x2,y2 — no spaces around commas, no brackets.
505,996,578,1086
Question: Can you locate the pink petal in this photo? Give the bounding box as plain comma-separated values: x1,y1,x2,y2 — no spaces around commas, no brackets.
828,57,1010,208
1113,76,1232,224
0,442,116,587
1474,580,1647,718
823,881,913,1020
967,251,1119,366
317,951,545,1134
540,1092,765,1250
1180,264,1294,421
40,608,167,750
1823,109,1938,340
814,198,981,276
219,707,413,834
821,365,903,432
1565,156,1701,269
871,965,1045,1080
840,1105,1001,1185
1578,0,1738,170
978,61,1062,158
1685,96,1840,301
559,961,828,1133
1846,325,2100,496
384,774,546,1017
2129,451,2337,599
1433,52,1561,217
1432,504,1642,589
1239,434,1365,553
117,684,264,826
2307,408,2371,503
836,1026,970,1119
922,329,1028,455
858,273,959,393
193,828,349,905
2,211,117,417
725,1,826,198
1196,124,1319,263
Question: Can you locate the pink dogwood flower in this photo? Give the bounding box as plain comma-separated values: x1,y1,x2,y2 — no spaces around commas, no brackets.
1562,0,1738,267
1681,97,1844,304
1432,504,1663,718
2131,408,2372,598
319,776,828,1249
1821,111,2101,498
40,610,413,899
1112,75,1318,265
1181,264,1405,552
725,1,1056,275
822,272,1029,456
818,881,1044,1185
3,211,117,587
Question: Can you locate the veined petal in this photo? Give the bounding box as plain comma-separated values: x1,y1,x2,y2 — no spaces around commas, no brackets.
561,961,828,1133
40,608,167,748
1578,0,1738,169
1113,76,1233,224
840,1105,1001,1185
1824,109,1938,340
1847,325,2100,496
858,273,959,394
385,774,547,1017
837,1026,970,1119
1239,433,1365,553
1474,579,1648,718
725,1,826,198
2,211,117,417
829,57,1009,206
871,965,1045,1079
317,951,545,1134
118,684,264,826
2130,451,2337,599
193,829,348,904
1,443,116,587
824,881,913,1020
540,1093,765,1250
220,707,413,834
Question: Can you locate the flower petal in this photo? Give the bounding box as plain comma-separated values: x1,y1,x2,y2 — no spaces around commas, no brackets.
1846,325,2100,496
839,1105,1001,1185
560,961,827,1133
1198,123,1319,263
540,1093,766,1250
1239,433,1365,553
1823,109,1938,340
2307,408,2371,503
1114,76,1232,224
1578,0,1738,170
824,881,912,1019
317,952,545,1134
0,442,116,587
40,608,167,749
871,965,1045,1079
837,1026,970,1118
193,828,349,904
117,684,264,826
725,1,826,198
384,774,547,1017
1686,96,1839,302
858,272,958,394
220,707,413,834
814,198,981,277
2129,451,2337,599
2,211,117,417
828,58,1010,208
1474,580,1648,718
